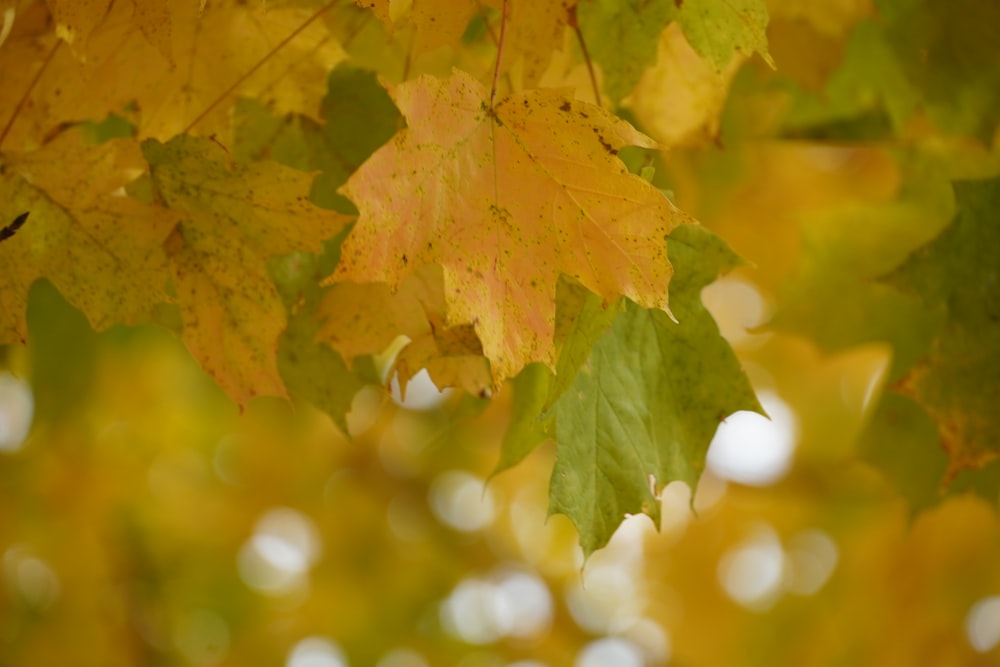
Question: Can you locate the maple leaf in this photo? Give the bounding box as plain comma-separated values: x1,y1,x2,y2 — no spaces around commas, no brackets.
317,264,491,397
550,224,762,556
0,131,178,342
878,0,1000,142
351,0,571,88
332,70,689,384
628,23,745,147
883,178,1000,478
269,228,366,434
502,0,577,88
354,0,476,54
234,65,402,213
677,0,772,72
578,0,677,103
491,277,624,478
143,136,349,406
0,0,341,147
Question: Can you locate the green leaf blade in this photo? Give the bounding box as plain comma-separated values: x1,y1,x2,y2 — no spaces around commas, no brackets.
550,224,762,556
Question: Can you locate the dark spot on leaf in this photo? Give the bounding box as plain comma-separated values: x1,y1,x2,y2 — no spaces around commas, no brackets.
0,212,29,242
592,128,617,155
560,101,571,112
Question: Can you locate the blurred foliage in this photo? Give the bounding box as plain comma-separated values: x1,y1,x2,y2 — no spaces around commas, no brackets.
2,0,1000,666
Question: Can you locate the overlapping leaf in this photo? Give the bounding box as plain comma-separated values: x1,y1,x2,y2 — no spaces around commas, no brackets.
352,0,571,87
578,0,676,103
269,227,365,434
143,136,349,406
332,70,689,384
0,132,178,342
550,224,762,555
677,0,772,72
883,178,1000,478
0,0,341,147
234,64,402,212
316,265,492,398
627,23,744,147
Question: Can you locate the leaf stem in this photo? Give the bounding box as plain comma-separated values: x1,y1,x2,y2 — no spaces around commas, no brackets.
184,0,338,134
0,39,60,151
489,0,510,108
569,5,601,107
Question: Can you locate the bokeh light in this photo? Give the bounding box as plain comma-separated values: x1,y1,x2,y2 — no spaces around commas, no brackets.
2,545,59,611
440,569,553,645
173,609,230,667
0,372,33,453
706,390,799,486
575,637,644,667
238,508,322,596
966,596,1000,653
429,471,497,532
286,637,348,667
717,523,786,611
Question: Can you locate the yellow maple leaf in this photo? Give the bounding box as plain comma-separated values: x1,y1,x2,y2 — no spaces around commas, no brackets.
500,0,576,88
331,70,689,383
145,136,349,406
352,0,571,87
317,264,491,396
0,0,342,147
0,132,178,341
627,23,745,147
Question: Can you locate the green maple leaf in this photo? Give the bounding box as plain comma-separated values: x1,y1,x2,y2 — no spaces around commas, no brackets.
0,132,178,342
270,226,365,435
878,0,1000,142
234,64,401,212
550,224,762,555
492,278,625,479
882,178,1000,480
778,0,1000,143
678,0,772,73
143,136,349,407
578,0,677,103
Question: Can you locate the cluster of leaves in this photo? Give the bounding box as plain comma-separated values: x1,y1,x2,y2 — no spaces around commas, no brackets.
0,0,770,556
1,0,998,562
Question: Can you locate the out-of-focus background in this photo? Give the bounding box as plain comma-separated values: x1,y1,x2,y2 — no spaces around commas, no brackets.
3,0,1000,665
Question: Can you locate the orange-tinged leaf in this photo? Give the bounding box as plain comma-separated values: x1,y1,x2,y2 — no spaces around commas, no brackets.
333,70,688,383
0,132,177,341
44,0,111,52
1,0,342,147
351,0,569,84
129,0,173,64
628,23,745,147
498,0,575,88
352,0,389,26
144,136,350,406
319,280,430,362
317,264,491,396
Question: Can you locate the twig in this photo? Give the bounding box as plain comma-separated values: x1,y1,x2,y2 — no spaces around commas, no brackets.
0,40,60,150
489,0,510,107
184,0,338,134
568,5,601,107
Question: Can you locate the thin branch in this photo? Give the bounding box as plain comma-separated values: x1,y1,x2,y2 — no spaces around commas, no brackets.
0,39,60,151
184,0,338,134
341,6,373,49
568,5,601,107
402,28,414,82
489,0,510,108
472,0,499,44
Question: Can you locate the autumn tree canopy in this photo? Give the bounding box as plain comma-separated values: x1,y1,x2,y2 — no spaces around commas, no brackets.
1,0,999,665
